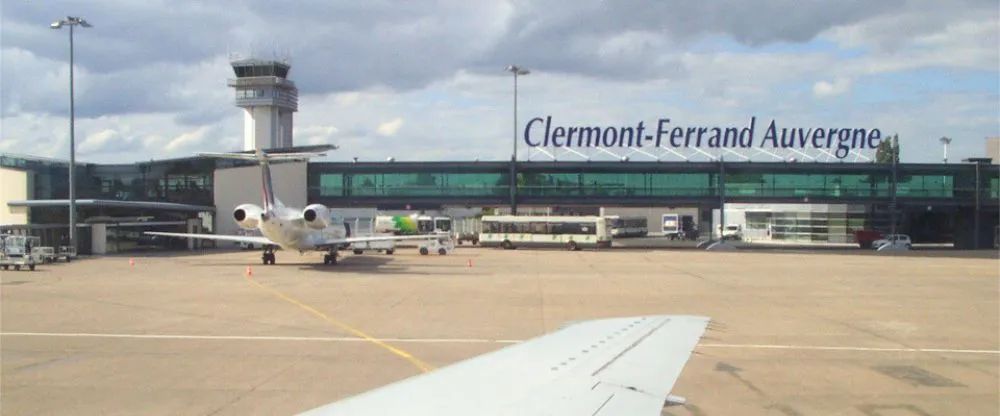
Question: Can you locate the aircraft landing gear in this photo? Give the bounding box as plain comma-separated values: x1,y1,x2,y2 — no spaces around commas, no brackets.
323,250,339,265
261,245,277,265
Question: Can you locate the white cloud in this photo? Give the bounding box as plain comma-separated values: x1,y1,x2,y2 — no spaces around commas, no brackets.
813,78,852,98
376,118,405,137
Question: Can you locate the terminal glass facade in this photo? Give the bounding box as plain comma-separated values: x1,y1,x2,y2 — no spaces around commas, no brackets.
518,172,713,197
0,155,216,206
304,162,992,203
309,171,509,197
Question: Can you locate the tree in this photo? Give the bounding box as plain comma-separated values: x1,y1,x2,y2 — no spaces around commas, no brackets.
875,134,900,164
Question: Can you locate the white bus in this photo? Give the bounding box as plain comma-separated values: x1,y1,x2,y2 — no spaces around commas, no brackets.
607,215,648,238
479,215,613,250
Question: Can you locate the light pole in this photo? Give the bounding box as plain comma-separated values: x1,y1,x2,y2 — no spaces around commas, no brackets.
505,65,529,162
505,65,529,215
50,16,92,253
939,136,952,164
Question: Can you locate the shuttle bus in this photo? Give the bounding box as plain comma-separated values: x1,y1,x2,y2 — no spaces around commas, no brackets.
607,215,648,238
479,215,613,250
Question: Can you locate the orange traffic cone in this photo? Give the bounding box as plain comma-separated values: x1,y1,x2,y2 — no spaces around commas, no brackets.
246,266,253,276
467,259,472,268
129,257,135,266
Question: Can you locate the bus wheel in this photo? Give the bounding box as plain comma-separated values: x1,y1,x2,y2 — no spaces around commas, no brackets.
568,241,578,251
419,247,429,255
501,240,513,250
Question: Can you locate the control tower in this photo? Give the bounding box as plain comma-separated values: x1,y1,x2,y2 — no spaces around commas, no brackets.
227,53,298,150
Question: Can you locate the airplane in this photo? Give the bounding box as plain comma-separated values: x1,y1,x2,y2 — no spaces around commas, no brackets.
297,314,711,415
144,145,450,266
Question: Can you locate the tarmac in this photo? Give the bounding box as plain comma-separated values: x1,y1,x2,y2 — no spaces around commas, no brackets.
1,245,997,415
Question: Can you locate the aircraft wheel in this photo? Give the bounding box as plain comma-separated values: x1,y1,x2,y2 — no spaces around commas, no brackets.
29,264,36,271
419,247,429,255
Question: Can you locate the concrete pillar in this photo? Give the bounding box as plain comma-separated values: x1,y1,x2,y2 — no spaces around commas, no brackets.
186,218,201,250
91,223,107,255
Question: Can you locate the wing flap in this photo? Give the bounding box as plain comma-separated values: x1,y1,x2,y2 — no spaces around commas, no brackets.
143,231,275,246
587,315,710,396
297,315,709,416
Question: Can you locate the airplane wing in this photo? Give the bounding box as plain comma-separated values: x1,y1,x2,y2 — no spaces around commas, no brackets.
314,233,452,250
143,231,276,246
298,315,710,416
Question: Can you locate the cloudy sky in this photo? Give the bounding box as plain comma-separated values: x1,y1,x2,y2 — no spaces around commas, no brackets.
2,0,997,164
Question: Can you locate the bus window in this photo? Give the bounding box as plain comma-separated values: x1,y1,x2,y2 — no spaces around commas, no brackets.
435,219,452,232
417,219,434,233
529,222,548,234
482,221,499,233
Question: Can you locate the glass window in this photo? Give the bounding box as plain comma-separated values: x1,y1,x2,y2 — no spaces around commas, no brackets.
435,219,452,232
338,172,507,197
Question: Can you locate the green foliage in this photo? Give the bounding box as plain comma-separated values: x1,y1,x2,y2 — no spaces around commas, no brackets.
875,134,900,164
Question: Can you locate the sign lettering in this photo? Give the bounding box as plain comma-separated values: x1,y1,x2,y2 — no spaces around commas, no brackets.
523,116,882,159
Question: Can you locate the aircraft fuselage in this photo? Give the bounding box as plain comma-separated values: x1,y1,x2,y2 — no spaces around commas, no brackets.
258,206,349,252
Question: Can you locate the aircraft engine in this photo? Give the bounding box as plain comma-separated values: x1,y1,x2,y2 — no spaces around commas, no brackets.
302,204,332,229
233,204,263,229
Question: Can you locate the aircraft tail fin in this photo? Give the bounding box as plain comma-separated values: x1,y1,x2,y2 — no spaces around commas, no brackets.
197,145,337,214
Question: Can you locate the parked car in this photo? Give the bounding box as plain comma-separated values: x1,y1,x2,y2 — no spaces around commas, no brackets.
872,234,912,250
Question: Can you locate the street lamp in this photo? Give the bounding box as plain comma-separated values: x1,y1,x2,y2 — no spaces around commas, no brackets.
505,65,529,162
939,136,952,164
51,16,92,253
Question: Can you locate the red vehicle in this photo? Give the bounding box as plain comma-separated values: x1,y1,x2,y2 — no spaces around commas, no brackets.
852,229,884,249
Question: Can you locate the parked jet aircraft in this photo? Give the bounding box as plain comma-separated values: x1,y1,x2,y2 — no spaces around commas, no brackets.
144,145,447,265
297,314,711,415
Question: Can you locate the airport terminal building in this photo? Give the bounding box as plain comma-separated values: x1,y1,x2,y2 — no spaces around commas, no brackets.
2,57,997,254
2,150,997,254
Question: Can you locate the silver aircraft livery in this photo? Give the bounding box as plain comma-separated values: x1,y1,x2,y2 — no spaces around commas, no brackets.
297,315,711,415
144,145,447,265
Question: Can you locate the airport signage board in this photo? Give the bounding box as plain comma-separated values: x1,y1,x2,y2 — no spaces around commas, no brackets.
522,116,883,159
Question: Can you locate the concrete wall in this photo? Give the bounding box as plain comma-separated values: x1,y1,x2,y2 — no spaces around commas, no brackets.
0,167,30,225
986,136,999,162
213,161,308,236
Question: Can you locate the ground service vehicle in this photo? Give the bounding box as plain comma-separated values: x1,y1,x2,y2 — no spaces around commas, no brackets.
479,215,613,250
373,214,454,254
607,215,648,238
374,215,453,236
0,234,38,271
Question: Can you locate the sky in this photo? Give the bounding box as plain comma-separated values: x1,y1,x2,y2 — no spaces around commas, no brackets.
1,0,997,164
